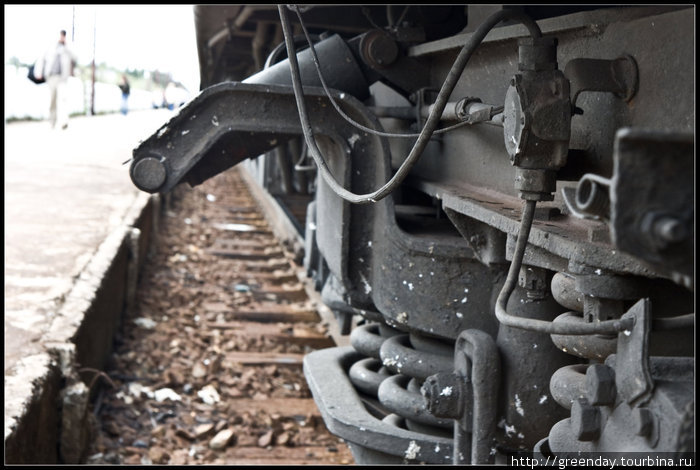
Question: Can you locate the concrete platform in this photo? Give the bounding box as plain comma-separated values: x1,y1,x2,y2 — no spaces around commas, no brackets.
4,109,173,462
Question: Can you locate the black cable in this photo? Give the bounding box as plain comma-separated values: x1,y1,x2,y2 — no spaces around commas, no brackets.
279,5,543,204
292,4,474,139
495,200,635,335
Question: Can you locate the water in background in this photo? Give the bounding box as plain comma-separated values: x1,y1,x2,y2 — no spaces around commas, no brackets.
4,64,173,121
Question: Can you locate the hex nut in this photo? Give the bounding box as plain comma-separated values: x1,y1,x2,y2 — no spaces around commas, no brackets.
586,364,616,406
571,398,601,442
421,372,464,420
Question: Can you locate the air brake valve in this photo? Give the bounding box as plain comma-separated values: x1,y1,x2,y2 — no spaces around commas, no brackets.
503,37,571,201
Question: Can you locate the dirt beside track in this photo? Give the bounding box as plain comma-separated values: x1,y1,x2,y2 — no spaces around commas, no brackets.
86,167,353,465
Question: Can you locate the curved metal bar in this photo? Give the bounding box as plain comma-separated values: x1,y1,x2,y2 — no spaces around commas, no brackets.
378,374,454,429
304,346,454,463
494,200,635,335
348,357,389,396
379,334,453,380
454,329,500,464
350,323,395,359
549,364,588,410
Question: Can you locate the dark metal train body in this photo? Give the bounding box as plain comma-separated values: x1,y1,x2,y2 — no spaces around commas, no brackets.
129,5,695,464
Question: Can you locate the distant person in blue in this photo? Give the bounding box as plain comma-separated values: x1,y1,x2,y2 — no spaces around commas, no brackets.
119,74,131,115
34,30,77,129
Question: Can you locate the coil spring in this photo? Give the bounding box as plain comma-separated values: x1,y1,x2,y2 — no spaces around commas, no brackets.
348,322,455,437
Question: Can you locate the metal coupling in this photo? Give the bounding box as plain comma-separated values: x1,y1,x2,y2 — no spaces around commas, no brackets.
421,371,466,420
514,168,557,201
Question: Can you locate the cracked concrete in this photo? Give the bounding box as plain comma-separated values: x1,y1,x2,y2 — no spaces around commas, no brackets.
4,109,172,463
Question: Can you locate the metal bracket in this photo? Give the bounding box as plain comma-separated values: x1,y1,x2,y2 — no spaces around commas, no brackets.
564,55,639,108
454,329,500,464
614,298,653,406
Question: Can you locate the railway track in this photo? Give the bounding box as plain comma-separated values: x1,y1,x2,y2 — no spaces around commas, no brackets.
87,167,353,465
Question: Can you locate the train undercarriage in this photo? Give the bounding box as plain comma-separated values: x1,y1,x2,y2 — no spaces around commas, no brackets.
129,5,695,464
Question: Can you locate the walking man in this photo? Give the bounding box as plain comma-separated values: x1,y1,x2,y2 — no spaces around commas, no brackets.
34,30,77,129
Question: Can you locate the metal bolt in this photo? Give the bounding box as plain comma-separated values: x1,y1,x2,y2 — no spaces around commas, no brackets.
585,364,616,406
362,32,398,69
571,398,601,441
131,156,167,193
655,216,686,244
641,212,688,250
421,372,465,420
634,408,655,437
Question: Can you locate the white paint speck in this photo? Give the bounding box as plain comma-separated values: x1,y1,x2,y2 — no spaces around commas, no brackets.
595,269,602,275
456,312,464,319
405,441,421,460
397,312,408,323
383,357,398,367
440,387,453,397
211,115,219,126
539,395,548,404
348,134,360,148
504,424,516,437
360,274,372,294
134,317,157,329
461,297,468,303
181,129,190,136
514,394,525,416
624,330,631,336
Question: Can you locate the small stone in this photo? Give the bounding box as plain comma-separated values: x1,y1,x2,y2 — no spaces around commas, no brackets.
124,454,143,465
170,449,189,465
277,431,290,446
151,424,166,438
194,423,215,439
209,428,236,450
167,369,185,385
257,429,274,448
175,428,196,441
103,420,120,437
214,420,228,433
192,362,207,378
148,446,170,464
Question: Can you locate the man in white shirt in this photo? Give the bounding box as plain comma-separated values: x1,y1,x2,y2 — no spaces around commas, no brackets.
34,30,77,129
